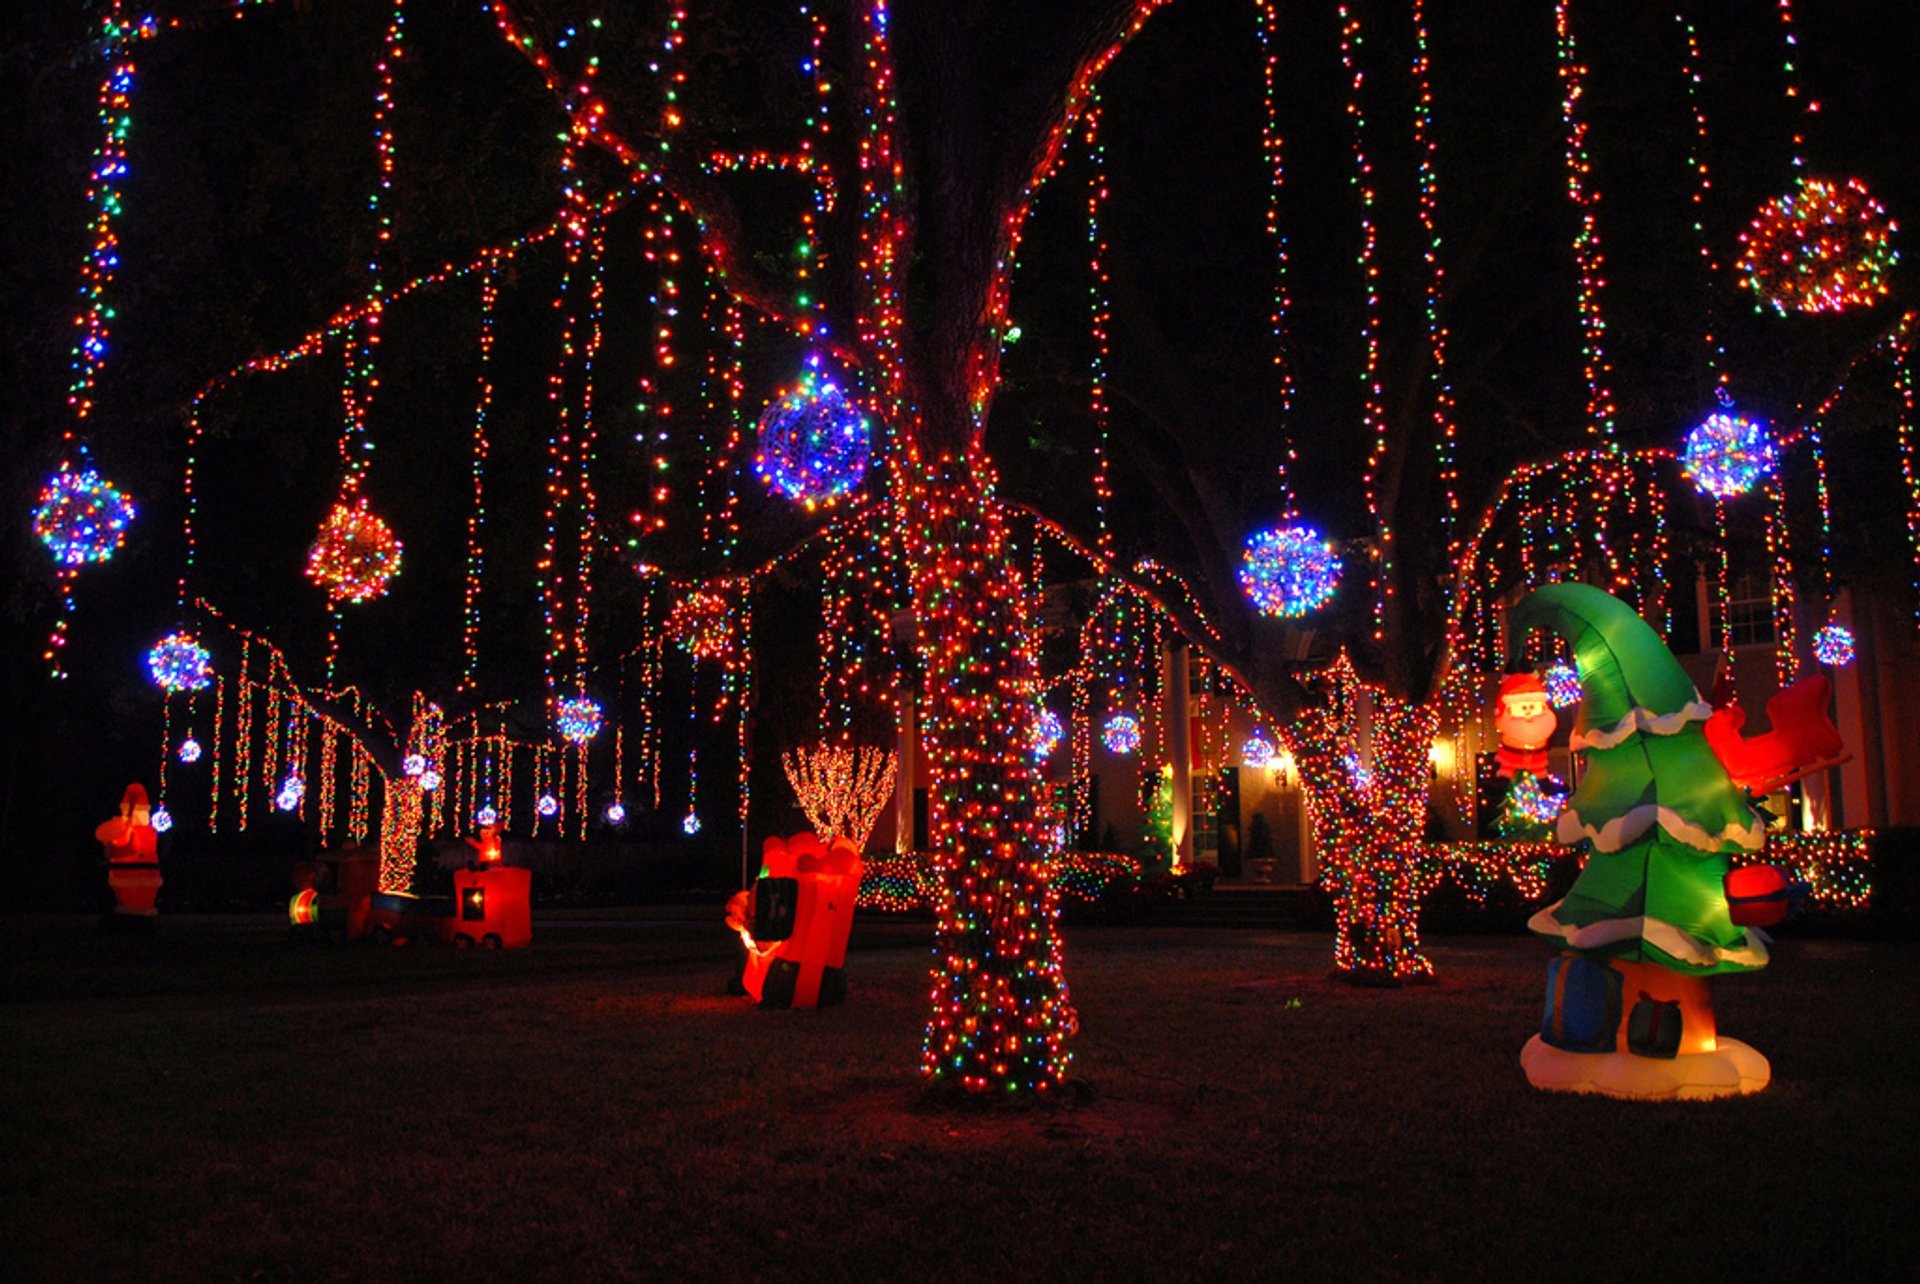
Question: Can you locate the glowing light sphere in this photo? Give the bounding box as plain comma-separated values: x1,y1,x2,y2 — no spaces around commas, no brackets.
1542,662,1582,709
418,770,441,792
275,775,305,812
1239,523,1340,617
605,802,627,825
1509,774,1565,826
1102,713,1141,755
178,737,202,764
682,811,702,836
1736,176,1898,315
1031,708,1065,758
667,590,732,659
34,466,136,566
306,498,402,603
753,364,871,507
1813,624,1855,667
476,805,499,827
145,632,213,692
402,753,426,777
1242,733,1278,768
1682,413,1777,499
536,793,559,818
151,807,172,834
554,695,605,745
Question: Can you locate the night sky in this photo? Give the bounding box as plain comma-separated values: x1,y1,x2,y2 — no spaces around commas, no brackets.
3,0,1916,901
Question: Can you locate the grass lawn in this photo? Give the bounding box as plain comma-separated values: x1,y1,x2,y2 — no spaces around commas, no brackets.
2,913,1913,1282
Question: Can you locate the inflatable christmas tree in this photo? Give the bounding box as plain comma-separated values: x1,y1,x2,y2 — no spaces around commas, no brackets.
1510,583,1773,1099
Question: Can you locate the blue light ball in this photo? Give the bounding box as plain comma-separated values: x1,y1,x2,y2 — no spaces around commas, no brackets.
1032,708,1064,757
682,811,703,836
1683,413,1777,499
554,695,604,745
146,633,213,692
1239,523,1340,617
1242,733,1277,767
1102,713,1141,755
1812,623,1855,667
753,366,871,507
1542,662,1581,709
34,466,136,566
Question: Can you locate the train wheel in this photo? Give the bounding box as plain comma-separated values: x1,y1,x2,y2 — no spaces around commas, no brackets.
483,933,504,950
454,934,474,949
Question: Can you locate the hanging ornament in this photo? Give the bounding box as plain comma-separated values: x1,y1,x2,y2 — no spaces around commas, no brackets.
1812,623,1855,667
1241,733,1278,768
1031,708,1064,758
554,695,605,745
1239,523,1340,617
682,810,702,835
306,497,402,603
1541,662,1582,709
275,774,305,812
145,632,213,691
476,804,499,827
1102,713,1141,756
33,466,136,566
178,737,202,764
667,590,732,660
1682,412,1778,499
418,769,441,792
1735,176,1899,315
605,801,627,825
536,793,559,818
151,807,173,834
753,359,872,508
402,753,426,777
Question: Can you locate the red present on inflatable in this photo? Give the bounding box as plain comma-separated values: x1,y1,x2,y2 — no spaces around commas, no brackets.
1725,864,1791,928
451,865,532,949
734,833,863,1009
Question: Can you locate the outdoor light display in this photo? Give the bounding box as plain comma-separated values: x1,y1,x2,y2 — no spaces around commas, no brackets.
402,753,425,776
553,694,604,744
782,743,896,852
150,807,173,834
34,467,135,566
536,793,559,818
604,801,626,824
1102,712,1140,755
417,769,440,791
666,590,731,659
476,805,499,827
1238,523,1339,617
1736,176,1898,315
729,833,865,1008
1542,662,1581,709
1812,623,1854,667
1513,583,1772,1100
682,810,702,836
275,774,305,812
145,633,212,691
752,361,871,507
1682,412,1777,498
305,499,401,603
177,737,201,764
1031,708,1064,758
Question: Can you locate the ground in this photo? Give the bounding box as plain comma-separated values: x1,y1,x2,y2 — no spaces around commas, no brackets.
2,911,1913,1281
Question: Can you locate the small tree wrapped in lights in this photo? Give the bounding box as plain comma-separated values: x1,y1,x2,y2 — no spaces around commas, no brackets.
781,742,898,854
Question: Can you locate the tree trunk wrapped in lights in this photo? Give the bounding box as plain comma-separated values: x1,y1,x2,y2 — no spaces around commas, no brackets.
781,742,897,853
1291,653,1441,983
904,457,1077,1093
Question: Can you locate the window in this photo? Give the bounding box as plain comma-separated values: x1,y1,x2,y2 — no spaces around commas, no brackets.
1722,574,1775,647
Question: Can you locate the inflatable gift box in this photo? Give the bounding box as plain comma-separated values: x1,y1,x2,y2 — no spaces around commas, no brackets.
451,865,532,948
739,833,864,1009
1724,864,1791,929
1542,953,1621,1054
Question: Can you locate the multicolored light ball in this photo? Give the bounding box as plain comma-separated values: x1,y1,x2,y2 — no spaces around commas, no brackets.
1031,708,1064,758
275,775,305,812
151,807,172,834
554,695,604,745
605,802,626,825
753,362,871,508
306,498,402,603
177,737,202,764
1239,523,1340,617
145,632,213,691
1542,662,1581,709
667,590,732,659
1242,733,1278,768
402,753,426,777
418,770,441,792
682,811,702,836
1102,713,1141,755
34,466,136,566
476,805,499,827
1682,413,1777,499
1813,623,1855,667
1508,773,1565,826
536,793,559,818
1736,176,1899,315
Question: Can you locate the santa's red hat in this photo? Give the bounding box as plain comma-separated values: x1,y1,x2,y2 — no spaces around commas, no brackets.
121,783,150,811
1498,673,1547,702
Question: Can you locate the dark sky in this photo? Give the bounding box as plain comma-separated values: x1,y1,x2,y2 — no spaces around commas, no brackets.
3,0,1916,894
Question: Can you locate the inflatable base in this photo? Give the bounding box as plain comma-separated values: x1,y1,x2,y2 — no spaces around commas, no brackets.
1521,1034,1769,1100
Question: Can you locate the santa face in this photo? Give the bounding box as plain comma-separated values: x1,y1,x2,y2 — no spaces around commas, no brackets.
1498,691,1556,753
